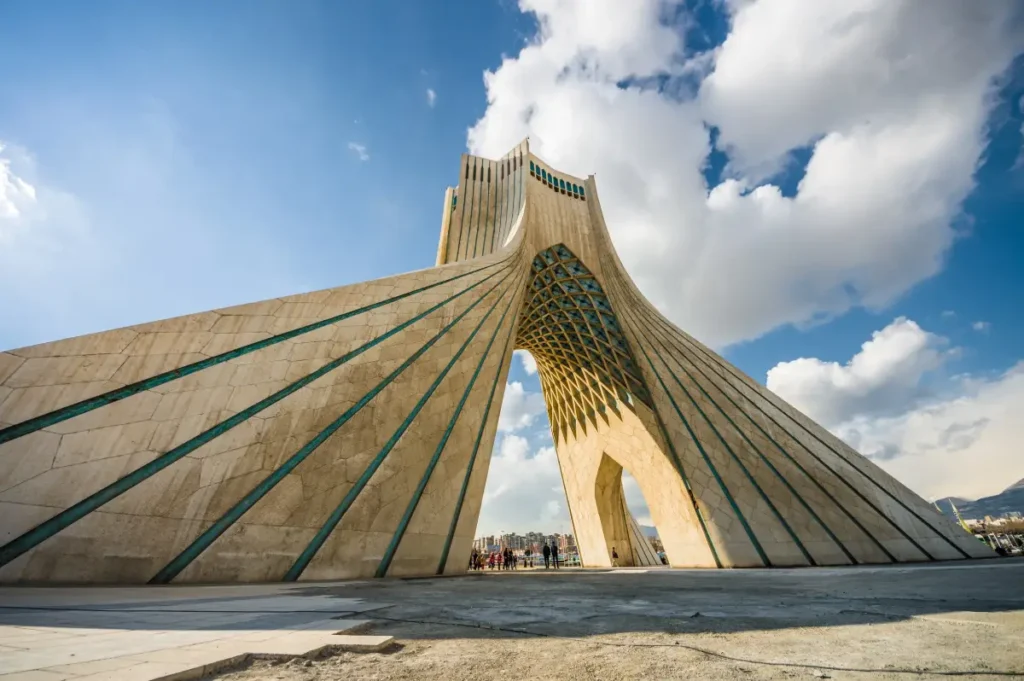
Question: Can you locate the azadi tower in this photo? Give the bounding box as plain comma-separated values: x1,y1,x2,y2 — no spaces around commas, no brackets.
0,141,988,583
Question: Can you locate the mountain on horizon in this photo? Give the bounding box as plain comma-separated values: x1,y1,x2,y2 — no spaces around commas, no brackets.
935,478,1024,519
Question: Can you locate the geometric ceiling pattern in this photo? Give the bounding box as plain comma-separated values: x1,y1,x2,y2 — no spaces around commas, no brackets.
516,244,653,442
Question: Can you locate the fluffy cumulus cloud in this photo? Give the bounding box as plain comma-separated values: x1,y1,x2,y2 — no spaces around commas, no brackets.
468,0,1023,348
768,319,1024,501
478,0,1022,532
0,141,96,298
477,434,657,535
0,142,38,224
514,349,538,375
496,380,547,432
766,317,950,428
477,434,571,535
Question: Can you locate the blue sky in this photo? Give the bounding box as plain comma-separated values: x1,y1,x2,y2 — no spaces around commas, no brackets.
1,0,1022,534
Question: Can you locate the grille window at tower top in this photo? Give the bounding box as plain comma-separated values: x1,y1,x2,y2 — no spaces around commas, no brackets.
529,159,586,200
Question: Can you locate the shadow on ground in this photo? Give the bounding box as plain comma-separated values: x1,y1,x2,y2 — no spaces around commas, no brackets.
3,559,1023,679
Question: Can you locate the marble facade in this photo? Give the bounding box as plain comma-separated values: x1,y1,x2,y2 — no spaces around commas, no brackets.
0,141,990,583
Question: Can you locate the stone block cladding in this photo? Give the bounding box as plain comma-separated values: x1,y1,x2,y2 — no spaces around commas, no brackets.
0,140,990,583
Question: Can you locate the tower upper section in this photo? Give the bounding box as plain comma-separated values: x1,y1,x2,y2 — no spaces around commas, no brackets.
435,140,593,267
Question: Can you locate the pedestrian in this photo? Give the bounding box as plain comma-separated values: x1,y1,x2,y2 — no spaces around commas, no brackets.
551,542,560,569
542,542,551,569
470,548,479,571
611,546,619,567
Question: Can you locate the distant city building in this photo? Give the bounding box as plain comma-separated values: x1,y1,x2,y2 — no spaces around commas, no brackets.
472,531,578,556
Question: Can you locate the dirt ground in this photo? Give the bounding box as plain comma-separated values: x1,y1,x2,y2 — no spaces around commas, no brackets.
216,559,1024,680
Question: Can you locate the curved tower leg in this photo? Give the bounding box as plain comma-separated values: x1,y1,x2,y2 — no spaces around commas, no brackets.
0,248,530,583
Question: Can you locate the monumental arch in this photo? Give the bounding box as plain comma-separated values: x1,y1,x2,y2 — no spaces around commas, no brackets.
0,141,989,583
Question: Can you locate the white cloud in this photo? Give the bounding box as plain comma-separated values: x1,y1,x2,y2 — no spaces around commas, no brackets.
972,320,991,333
426,88,437,107
477,434,570,535
0,104,305,350
768,319,1024,501
467,0,1022,348
0,140,96,284
0,142,39,225
476,433,656,535
497,380,547,432
941,310,957,319
622,470,653,526
347,142,370,161
766,317,949,428
514,349,538,375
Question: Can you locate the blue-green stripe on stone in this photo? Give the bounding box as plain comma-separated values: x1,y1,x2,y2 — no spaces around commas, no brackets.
454,159,472,261
147,268,520,584
463,160,482,261
472,163,488,258
629,320,770,567
0,258,508,448
435,298,518,575
376,278,521,577
634,312,880,564
641,310,943,561
283,270,525,582
583,288,722,568
489,163,501,253
643,331,816,566
630,353,723,569
0,262,516,571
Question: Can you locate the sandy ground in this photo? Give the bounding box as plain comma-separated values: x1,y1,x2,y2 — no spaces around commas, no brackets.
216,559,1024,680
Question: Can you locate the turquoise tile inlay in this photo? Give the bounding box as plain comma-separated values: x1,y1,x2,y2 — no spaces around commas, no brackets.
283,270,526,582
147,267,520,584
624,310,770,567
644,336,816,566
620,347,721,567
377,279,521,577
0,258,512,448
640,311,949,561
0,260,517,572
644,320,892,564
636,314,859,565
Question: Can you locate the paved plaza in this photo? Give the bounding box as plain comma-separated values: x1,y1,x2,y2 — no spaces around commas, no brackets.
0,583,393,680
1,558,1022,680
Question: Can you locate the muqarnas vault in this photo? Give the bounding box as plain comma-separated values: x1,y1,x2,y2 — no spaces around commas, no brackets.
0,140,990,584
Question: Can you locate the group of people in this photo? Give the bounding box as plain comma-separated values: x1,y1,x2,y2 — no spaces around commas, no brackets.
469,542,562,571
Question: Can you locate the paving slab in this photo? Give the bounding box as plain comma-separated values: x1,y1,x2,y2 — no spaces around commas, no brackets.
0,584,392,681
218,559,1024,681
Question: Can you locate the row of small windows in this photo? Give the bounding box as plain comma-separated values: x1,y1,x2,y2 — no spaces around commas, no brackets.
529,161,585,199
